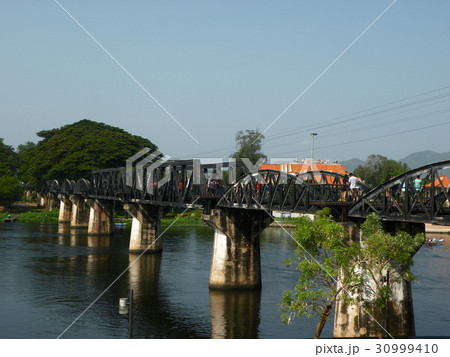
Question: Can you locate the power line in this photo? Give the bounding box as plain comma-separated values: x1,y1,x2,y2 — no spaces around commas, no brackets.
262,105,450,151
173,84,450,159
269,121,450,157
264,89,450,143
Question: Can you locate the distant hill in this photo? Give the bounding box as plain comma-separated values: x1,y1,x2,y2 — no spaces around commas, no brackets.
400,150,450,169
340,158,366,173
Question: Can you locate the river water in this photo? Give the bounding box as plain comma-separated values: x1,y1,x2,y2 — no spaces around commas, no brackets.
0,222,448,339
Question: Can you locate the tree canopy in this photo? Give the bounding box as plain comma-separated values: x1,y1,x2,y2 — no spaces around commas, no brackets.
231,129,266,164
279,209,424,338
0,175,23,207
26,119,158,184
0,138,18,177
354,154,409,186
0,138,22,206
16,141,36,184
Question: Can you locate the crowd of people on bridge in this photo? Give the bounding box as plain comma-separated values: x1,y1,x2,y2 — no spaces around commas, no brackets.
207,178,224,196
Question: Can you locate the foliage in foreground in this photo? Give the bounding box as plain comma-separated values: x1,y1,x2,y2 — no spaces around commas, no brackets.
279,209,424,338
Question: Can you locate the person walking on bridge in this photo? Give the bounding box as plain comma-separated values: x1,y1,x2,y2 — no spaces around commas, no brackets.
414,176,422,191
348,173,358,202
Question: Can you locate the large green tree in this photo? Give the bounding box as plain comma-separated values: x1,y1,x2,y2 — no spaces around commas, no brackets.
279,209,424,338
0,138,18,177
231,129,266,164
0,176,23,207
0,138,22,206
27,119,159,184
354,154,409,186
16,141,36,184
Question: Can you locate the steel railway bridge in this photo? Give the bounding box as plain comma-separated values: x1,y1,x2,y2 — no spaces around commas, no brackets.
38,159,450,225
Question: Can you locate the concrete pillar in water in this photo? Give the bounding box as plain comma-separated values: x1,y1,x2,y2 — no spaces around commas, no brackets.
38,193,48,208
86,199,115,235
69,195,90,229
47,193,60,211
202,208,273,290
58,194,72,223
333,221,422,338
124,204,164,253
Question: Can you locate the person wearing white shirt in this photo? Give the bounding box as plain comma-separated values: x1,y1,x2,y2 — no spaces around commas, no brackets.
348,173,358,201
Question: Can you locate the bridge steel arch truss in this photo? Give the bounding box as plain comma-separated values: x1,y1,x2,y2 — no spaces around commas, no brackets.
35,160,450,225
348,160,450,225
217,170,370,219
39,160,237,210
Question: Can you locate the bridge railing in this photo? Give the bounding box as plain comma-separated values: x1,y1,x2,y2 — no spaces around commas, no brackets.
87,165,227,206
348,160,450,224
217,170,371,217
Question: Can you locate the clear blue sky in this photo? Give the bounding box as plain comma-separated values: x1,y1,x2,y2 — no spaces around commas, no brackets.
1,0,449,163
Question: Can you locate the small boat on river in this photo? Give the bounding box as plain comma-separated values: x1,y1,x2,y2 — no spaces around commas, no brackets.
425,238,444,246
3,216,17,223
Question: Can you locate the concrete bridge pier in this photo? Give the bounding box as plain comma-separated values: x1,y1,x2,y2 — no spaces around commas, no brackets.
86,199,115,235
47,193,60,211
124,204,164,253
25,189,34,202
58,194,72,223
69,195,90,229
37,193,48,208
202,208,273,290
333,221,422,338
334,267,415,338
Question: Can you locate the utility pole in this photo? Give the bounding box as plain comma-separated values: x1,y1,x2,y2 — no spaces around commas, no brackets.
119,289,134,338
310,133,317,171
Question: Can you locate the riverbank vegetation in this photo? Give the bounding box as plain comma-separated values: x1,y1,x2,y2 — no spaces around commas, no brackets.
279,209,424,338
0,209,59,224
1,208,204,227
161,210,203,226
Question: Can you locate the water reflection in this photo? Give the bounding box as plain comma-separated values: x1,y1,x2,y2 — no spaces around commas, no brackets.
87,236,111,248
57,223,111,248
128,253,162,295
58,223,71,236
209,289,261,338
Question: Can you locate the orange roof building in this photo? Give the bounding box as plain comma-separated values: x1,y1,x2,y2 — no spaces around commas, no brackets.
259,162,346,175
259,161,348,184
425,175,450,188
